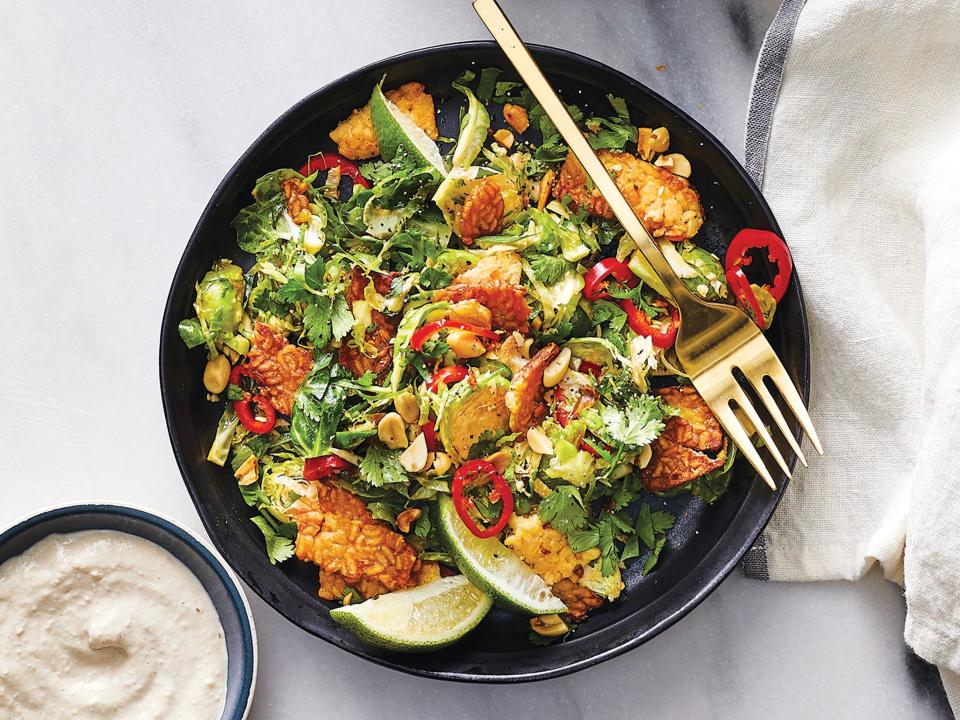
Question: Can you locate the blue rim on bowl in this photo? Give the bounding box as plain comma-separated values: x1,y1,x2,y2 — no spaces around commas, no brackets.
0,503,257,719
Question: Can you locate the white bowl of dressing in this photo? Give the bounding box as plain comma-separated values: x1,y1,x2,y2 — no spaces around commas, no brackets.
0,503,257,720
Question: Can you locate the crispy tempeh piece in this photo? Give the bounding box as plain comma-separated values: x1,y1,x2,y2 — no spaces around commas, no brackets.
553,149,703,240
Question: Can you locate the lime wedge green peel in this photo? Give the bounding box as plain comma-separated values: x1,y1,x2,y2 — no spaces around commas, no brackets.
330,575,492,652
369,83,447,176
437,495,567,615
451,83,490,168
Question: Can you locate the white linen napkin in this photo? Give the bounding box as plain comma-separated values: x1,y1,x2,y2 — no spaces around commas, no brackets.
742,0,960,712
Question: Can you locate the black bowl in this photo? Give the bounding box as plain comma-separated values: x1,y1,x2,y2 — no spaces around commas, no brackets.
160,42,808,682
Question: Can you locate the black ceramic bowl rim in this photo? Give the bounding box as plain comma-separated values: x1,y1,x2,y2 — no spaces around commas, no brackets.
0,503,258,719
160,41,810,683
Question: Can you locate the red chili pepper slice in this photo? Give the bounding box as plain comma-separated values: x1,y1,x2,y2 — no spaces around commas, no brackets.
303,454,354,481
451,459,514,538
298,152,372,189
725,228,793,302
230,364,277,434
421,421,437,452
620,299,681,349
725,267,766,330
427,365,469,393
410,319,499,351
235,394,276,434
583,257,637,301
578,360,603,378
580,434,614,458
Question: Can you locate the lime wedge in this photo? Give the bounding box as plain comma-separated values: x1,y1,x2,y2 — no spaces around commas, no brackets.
437,495,567,615
329,575,491,652
369,84,447,175
451,83,490,168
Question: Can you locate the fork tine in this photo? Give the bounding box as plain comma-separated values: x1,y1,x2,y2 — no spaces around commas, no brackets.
712,403,777,491
743,371,808,468
764,361,823,455
728,385,792,478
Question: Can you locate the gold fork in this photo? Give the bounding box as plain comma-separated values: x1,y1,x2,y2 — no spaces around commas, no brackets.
473,0,822,490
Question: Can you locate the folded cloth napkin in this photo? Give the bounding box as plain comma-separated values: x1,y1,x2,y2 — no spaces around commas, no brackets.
741,0,960,712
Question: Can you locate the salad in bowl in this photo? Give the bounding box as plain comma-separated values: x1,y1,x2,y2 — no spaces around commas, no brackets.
177,68,791,651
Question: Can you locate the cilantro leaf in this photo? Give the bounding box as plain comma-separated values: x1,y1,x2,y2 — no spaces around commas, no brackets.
290,357,347,457
250,515,295,565
359,443,409,488
527,253,571,286
584,95,637,151
635,503,655,550
590,299,627,332
606,94,630,121
642,535,668,576
330,295,354,341
568,527,600,553
539,486,588,535
597,516,620,576
651,510,676,534
414,512,432,538
419,267,452,290
620,535,640,563
276,278,313,304
305,258,326,290
302,298,333,348
476,67,502,102
635,504,675,573
597,395,666,450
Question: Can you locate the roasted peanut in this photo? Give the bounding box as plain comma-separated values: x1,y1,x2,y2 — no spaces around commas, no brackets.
203,355,231,394
433,452,453,475
233,453,259,486
399,433,430,472
542,347,572,388
637,444,653,469
654,153,691,178
536,169,555,210
394,391,421,424
396,508,422,534
377,412,408,450
447,329,487,359
447,299,493,328
526,427,554,456
530,614,569,638
493,129,514,148
484,449,512,474
638,126,670,161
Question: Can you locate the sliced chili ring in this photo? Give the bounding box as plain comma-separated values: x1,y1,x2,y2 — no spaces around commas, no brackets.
726,267,766,330
725,228,793,302
583,257,637,301
235,394,276,434
620,299,681,349
578,360,603,378
427,365,470,393
451,459,514,538
303,454,354,481
299,152,372,189
421,420,437,452
230,364,277,434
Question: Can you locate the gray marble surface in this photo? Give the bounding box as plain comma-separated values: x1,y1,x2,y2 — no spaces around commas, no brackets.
0,1,950,718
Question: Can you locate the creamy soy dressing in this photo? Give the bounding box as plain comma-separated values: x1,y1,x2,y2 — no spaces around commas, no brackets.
0,530,228,719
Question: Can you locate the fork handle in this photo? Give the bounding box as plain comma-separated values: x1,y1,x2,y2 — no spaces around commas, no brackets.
473,0,696,308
